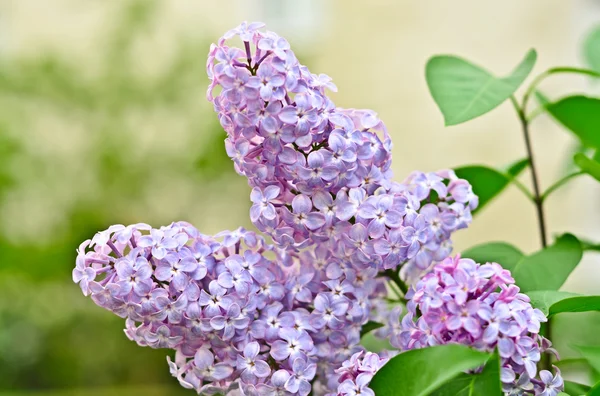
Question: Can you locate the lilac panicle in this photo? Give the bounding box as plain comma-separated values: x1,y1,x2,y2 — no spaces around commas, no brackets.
72,21,494,396
207,21,478,278
74,221,391,394
393,255,563,395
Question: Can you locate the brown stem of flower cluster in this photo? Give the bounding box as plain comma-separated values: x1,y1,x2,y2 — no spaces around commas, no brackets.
512,96,551,371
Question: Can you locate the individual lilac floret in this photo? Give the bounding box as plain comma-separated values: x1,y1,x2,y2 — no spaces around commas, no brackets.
395,255,563,395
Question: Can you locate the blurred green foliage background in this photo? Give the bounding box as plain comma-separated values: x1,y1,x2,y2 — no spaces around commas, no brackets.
0,1,245,394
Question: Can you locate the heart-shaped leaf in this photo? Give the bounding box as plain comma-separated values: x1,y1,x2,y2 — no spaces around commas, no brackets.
426,49,537,126
527,290,600,316
462,242,524,272
429,352,501,396
546,96,600,149
370,345,490,396
454,162,528,214
575,153,600,182
511,234,583,292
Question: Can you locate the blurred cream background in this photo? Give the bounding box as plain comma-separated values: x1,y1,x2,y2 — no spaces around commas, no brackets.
0,0,599,393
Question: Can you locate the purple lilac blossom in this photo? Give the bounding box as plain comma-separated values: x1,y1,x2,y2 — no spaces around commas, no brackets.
71,21,544,396
74,221,390,394
393,255,564,395
206,21,478,278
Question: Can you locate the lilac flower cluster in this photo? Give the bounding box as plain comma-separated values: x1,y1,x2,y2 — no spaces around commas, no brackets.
207,22,477,277
392,255,564,395
72,21,504,396
73,222,393,394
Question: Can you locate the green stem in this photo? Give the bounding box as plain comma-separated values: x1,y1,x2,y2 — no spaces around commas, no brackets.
522,67,600,113
524,67,600,121
540,171,584,203
383,269,408,295
511,96,548,248
387,280,404,300
526,104,547,123
508,175,536,202
511,95,552,371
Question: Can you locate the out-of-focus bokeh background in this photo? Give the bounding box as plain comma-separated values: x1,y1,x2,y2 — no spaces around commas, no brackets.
0,0,599,394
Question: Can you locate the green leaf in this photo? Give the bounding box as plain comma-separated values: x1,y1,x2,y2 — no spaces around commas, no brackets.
506,158,529,178
426,49,537,126
551,296,600,316
575,153,600,182
527,290,579,316
511,234,583,292
565,380,591,395
574,345,600,374
546,96,600,149
360,321,384,338
580,237,600,252
454,164,527,214
429,352,501,396
527,290,597,316
584,24,600,74
462,242,524,272
370,345,490,396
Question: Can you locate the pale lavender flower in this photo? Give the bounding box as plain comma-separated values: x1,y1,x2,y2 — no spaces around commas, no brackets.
357,195,402,239
537,367,563,396
256,369,291,395
250,185,280,222
285,357,316,396
282,194,326,231
145,325,183,349
311,293,349,330
237,341,271,382
338,373,375,396
115,253,153,297
199,280,234,317
194,348,234,381
217,255,253,296
270,328,314,362
210,303,249,340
